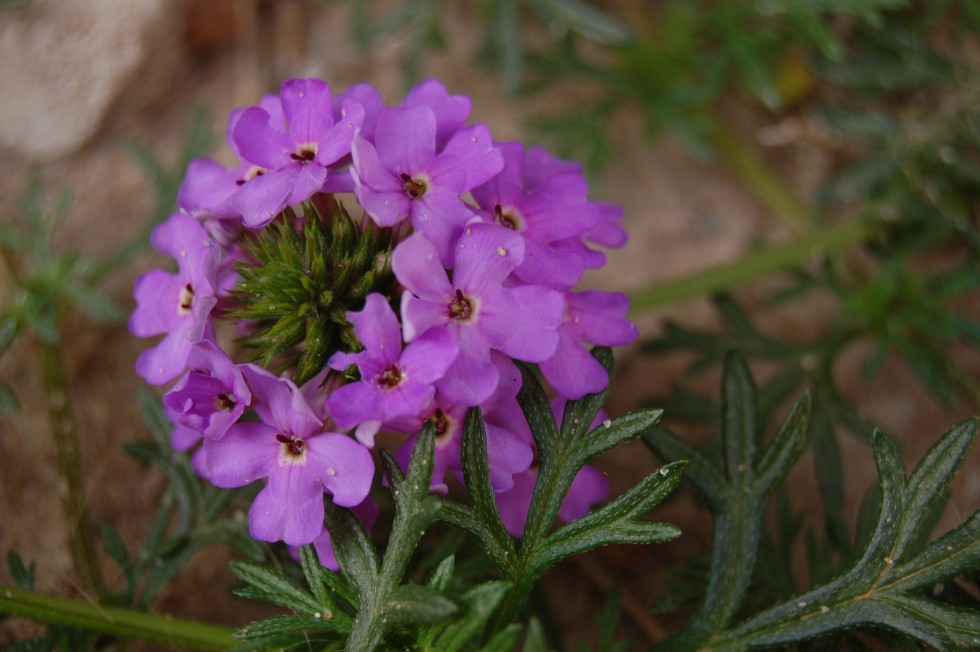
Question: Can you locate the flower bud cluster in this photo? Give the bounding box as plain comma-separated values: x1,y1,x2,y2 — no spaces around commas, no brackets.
130,78,637,564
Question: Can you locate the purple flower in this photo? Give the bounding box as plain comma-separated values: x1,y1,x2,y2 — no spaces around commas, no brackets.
393,224,564,405
471,142,599,289
129,214,219,385
164,403,209,478
230,78,365,228
540,291,638,399
205,365,374,546
326,293,459,447
351,105,503,266
401,79,471,149
163,340,251,439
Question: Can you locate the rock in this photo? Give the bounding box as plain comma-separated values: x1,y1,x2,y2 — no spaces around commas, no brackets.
0,0,169,161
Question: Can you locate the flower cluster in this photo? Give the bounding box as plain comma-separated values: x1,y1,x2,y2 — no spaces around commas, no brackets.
130,78,637,565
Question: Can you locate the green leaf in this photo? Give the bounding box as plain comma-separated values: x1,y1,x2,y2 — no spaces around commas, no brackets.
522,617,550,652
230,561,320,614
433,581,510,651
7,552,36,590
536,0,632,45
0,383,18,412
480,623,523,652
538,461,685,568
323,502,380,601
233,613,347,639
460,406,516,563
649,354,811,650
709,419,980,651
426,555,455,593
384,583,457,627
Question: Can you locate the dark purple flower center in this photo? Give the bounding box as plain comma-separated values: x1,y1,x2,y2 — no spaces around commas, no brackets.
493,204,521,231
276,433,306,457
377,365,405,390
401,173,428,199
178,284,195,315
432,408,453,443
290,144,317,163
236,166,267,186
448,289,474,321
214,393,236,411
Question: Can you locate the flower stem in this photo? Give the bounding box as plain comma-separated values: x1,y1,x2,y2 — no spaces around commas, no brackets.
628,218,873,313
0,585,236,650
708,120,813,235
36,336,106,598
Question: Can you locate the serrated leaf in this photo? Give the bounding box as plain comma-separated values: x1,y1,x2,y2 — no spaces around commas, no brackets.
515,362,560,460
323,503,379,600
522,617,550,652
480,622,523,652
434,581,510,652
233,613,347,639
384,583,457,627
644,427,727,510
652,355,811,651
0,383,18,412
230,561,320,614
539,462,685,569
7,552,35,590
60,282,124,323
100,523,133,597
427,555,455,593
460,406,517,565
538,0,632,44
298,545,333,612
573,407,663,467
708,419,980,651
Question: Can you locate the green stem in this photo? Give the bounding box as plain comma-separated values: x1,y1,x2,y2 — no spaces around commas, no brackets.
628,218,873,313
37,338,106,597
0,585,235,650
709,121,812,235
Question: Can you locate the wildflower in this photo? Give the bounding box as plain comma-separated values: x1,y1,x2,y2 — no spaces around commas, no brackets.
470,141,599,289
540,290,638,399
230,78,364,228
394,224,564,405
129,213,219,385
351,104,503,265
205,365,374,546
163,340,251,439
326,293,459,447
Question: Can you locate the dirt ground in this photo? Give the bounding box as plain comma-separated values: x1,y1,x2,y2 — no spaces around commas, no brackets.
1,1,978,650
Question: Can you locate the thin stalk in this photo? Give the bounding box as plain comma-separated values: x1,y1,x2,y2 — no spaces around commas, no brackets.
709,121,813,235
628,218,873,313
0,585,235,650
36,337,106,597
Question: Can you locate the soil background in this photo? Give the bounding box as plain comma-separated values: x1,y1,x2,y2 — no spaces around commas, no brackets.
1,1,978,650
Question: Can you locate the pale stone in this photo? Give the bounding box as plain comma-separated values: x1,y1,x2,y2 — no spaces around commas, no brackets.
0,0,169,160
